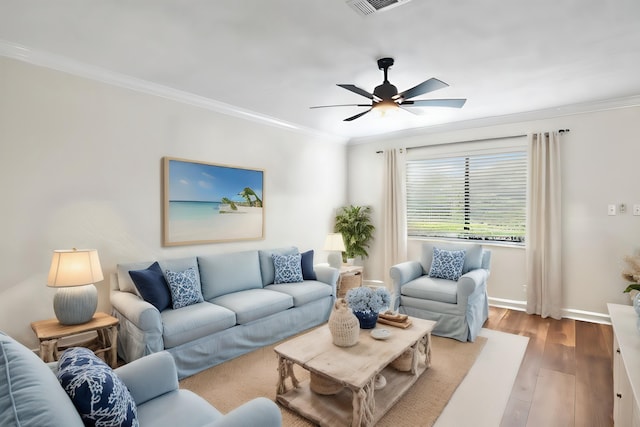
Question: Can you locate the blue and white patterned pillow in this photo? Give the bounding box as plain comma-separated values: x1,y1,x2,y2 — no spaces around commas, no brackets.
272,253,303,284
428,247,466,281
57,347,138,427
165,267,204,309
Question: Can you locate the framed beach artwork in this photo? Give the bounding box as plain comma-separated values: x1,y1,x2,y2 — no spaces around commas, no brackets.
162,157,264,246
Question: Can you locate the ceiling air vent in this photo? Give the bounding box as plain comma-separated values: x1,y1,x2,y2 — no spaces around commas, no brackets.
346,0,413,16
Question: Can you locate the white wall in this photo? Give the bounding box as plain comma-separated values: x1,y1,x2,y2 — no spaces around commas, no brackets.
0,57,347,346
348,106,640,320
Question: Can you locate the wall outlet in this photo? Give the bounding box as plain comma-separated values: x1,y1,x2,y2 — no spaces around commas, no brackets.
608,204,617,216
634,205,640,216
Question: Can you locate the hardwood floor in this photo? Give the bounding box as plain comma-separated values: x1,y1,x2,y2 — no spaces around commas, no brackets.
485,307,613,427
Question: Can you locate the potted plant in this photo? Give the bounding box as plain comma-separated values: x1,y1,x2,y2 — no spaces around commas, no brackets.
334,205,375,264
345,287,391,329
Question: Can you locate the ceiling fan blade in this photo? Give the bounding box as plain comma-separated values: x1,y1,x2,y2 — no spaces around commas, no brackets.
337,84,376,100
344,109,372,121
401,98,467,108
396,78,449,101
310,104,371,109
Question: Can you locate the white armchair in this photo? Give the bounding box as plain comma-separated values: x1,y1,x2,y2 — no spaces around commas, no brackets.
390,242,491,342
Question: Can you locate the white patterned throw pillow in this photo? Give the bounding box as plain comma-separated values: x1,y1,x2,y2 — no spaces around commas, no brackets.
428,247,466,281
272,253,304,284
165,267,204,309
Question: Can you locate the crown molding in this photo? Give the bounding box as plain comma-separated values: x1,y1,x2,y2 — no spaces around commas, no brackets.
0,39,347,144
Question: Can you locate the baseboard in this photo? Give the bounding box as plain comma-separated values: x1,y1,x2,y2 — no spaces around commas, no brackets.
488,297,611,325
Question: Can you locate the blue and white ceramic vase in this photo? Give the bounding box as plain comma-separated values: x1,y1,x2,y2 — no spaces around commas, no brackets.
353,310,378,329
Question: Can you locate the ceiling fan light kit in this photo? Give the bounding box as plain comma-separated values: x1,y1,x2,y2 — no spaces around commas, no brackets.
346,0,413,16
311,57,467,122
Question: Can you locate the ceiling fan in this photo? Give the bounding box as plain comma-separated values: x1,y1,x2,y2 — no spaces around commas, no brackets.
311,57,466,121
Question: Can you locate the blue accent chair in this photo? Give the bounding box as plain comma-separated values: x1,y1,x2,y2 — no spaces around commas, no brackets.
390,242,491,342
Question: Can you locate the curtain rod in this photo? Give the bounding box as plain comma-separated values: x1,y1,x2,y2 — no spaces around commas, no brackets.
375,129,570,153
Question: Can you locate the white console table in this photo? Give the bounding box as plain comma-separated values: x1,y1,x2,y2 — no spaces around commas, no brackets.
608,303,640,426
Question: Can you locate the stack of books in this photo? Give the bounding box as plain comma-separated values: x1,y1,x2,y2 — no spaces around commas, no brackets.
377,311,412,328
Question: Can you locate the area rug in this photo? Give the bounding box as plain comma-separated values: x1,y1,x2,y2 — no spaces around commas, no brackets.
434,328,529,427
180,331,488,426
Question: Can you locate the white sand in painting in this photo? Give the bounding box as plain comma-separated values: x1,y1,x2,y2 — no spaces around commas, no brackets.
168,208,262,242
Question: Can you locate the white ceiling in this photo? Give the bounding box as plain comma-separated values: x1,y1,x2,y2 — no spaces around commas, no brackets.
1,0,640,141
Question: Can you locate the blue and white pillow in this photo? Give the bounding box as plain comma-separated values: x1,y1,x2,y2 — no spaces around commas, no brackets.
165,267,204,309
57,347,138,427
273,253,304,284
428,247,466,281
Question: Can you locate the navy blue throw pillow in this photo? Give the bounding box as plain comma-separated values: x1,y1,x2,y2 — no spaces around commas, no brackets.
129,262,171,311
57,347,138,427
301,250,317,281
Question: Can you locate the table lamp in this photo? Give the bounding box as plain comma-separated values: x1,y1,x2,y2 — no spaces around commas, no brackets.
323,233,346,269
47,248,103,325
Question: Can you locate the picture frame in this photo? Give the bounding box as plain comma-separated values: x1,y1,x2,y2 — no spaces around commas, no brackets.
162,157,264,246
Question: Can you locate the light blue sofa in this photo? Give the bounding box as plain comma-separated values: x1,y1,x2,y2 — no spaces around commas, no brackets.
390,242,491,342
111,247,338,379
0,331,282,427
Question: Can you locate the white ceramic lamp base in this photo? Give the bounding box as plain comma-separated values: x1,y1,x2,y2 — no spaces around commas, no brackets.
53,284,98,325
327,252,343,269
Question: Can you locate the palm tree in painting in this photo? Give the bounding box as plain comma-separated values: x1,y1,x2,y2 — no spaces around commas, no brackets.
238,187,262,207
220,197,238,211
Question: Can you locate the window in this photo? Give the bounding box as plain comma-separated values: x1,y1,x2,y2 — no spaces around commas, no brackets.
406,144,527,244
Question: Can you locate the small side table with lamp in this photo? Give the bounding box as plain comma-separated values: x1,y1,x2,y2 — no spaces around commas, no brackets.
31,248,119,367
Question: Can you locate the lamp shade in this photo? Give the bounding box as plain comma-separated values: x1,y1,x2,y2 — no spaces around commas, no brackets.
323,233,346,252
47,249,103,287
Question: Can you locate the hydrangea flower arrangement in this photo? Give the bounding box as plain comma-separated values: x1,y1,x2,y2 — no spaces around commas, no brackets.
346,286,391,313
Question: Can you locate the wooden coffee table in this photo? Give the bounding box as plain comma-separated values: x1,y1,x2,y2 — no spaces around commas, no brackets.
274,316,436,427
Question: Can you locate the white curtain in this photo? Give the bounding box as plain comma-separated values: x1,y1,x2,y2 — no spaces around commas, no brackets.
383,148,407,283
526,131,562,319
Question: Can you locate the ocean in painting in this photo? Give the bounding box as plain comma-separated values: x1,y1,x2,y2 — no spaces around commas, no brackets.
169,201,222,221
167,200,263,243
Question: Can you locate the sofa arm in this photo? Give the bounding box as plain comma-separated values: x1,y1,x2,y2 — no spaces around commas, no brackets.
115,351,178,406
110,290,164,362
203,397,282,427
456,269,489,303
389,261,423,310
314,264,339,295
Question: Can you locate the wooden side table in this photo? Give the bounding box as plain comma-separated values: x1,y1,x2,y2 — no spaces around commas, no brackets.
337,265,364,298
30,312,119,368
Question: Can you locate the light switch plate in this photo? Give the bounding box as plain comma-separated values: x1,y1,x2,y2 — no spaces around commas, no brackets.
608,204,617,216
634,205,640,216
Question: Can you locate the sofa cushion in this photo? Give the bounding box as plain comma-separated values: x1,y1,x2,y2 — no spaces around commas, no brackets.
258,247,299,286
420,242,483,275
161,302,236,348
265,281,332,306
300,250,317,281
273,253,304,284
166,267,204,309
428,248,466,281
57,347,138,427
129,262,171,311
198,251,263,300
211,289,293,324
117,257,200,295
0,331,84,427
401,276,458,304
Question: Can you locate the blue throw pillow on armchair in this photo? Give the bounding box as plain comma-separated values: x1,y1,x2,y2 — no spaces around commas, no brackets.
57,347,138,427
429,247,466,281
129,262,171,311
300,250,317,280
